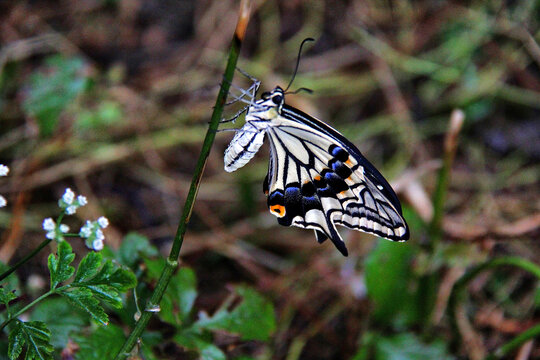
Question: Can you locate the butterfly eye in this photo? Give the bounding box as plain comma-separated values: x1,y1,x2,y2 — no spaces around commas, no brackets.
272,94,283,104
261,92,271,100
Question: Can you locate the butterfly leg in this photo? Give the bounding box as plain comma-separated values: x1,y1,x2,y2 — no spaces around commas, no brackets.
220,106,249,124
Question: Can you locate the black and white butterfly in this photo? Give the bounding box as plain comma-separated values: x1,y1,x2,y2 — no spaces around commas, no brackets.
223,43,409,256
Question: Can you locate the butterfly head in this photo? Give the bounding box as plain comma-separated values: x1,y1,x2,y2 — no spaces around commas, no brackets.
259,86,285,108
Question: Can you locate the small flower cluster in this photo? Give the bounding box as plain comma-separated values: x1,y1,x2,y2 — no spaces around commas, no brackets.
42,188,109,251
58,188,88,215
79,216,109,251
0,164,9,208
42,218,70,241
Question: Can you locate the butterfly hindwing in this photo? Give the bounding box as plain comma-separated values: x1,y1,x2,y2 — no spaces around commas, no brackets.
225,86,409,256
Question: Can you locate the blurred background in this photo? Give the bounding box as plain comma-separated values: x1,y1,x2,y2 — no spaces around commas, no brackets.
0,0,539,359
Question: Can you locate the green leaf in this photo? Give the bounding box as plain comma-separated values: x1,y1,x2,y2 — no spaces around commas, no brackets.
75,100,123,132
23,55,89,137
0,287,17,307
195,286,276,341
117,233,159,268
83,260,137,292
375,333,454,360
174,330,226,360
73,323,125,360
364,241,419,326
8,320,53,360
59,287,108,325
48,241,75,289
159,267,198,325
31,297,89,348
74,251,102,283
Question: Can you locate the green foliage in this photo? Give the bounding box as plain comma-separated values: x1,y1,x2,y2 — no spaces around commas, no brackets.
193,286,276,341
2,240,136,358
31,298,89,348
0,287,17,307
47,241,75,289
364,241,419,326
76,101,124,132
72,323,125,360
22,55,89,136
115,232,159,268
135,243,276,358
55,244,136,324
8,320,53,360
374,333,454,360
159,267,197,324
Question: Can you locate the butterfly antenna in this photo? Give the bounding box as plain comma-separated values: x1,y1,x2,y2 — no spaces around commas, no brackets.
284,38,315,92
286,87,313,95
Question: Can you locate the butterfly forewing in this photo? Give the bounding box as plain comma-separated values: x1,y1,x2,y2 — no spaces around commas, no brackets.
224,86,409,256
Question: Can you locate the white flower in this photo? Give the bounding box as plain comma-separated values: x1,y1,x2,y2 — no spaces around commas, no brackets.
97,216,109,228
46,231,56,240
66,205,77,215
59,224,70,233
95,229,104,241
0,195,6,208
77,195,87,206
92,238,104,251
79,221,93,238
42,218,56,231
0,165,8,176
62,188,75,205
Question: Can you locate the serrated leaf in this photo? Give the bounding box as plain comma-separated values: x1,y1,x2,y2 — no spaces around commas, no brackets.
375,333,455,360
117,233,159,268
31,297,89,348
8,320,53,360
195,286,275,341
0,287,17,306
73,323,125,360
48,241,75,289
59,288,108,325
74,251,102,283
81,260,136,292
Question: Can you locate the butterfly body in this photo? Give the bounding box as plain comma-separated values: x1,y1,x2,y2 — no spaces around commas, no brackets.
224,86,409,256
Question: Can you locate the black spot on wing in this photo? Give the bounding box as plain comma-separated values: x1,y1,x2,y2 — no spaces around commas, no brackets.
276,183,303,226
301,182,316,197
329,158,352,179
324,171,348,193
328,144,349,162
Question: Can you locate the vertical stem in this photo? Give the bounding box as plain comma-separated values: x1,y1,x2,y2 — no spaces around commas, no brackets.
113,1,252,358
429,109,464,246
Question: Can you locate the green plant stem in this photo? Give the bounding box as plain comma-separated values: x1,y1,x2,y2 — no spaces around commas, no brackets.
0,290,54,332
113,3,251,358
447,257,540,358
0,239,52,282
0,212,66,282
489,323,540,359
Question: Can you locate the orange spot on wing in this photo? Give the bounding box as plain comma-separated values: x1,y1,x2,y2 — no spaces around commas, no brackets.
314,175,321,181
345,159,353,166
270,204,286,218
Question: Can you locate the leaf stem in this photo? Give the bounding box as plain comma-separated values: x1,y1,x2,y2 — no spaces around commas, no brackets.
0,290,54,332
0,239,52,282
113,1,252,358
